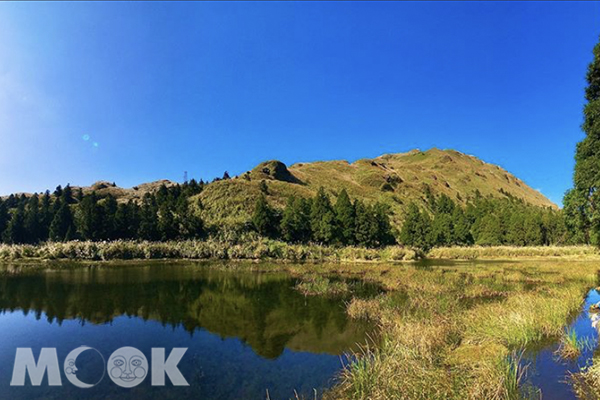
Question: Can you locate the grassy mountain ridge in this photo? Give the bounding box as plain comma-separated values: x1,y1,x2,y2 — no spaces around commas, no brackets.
4,148,553,235
197,148,556,230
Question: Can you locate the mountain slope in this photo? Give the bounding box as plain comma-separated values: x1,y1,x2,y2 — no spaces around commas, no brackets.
196,148,556,230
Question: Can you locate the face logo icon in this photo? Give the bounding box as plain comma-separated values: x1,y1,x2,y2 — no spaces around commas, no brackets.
107,347,148,388
63,346,105,389
65,359,77,375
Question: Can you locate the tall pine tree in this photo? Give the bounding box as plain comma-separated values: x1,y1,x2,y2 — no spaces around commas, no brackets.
334,189,355,245
310,188,337,244
568,36,600,244
252,194,277,237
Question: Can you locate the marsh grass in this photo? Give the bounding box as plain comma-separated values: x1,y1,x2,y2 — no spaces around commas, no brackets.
0,239,422,262
321,260,598,399
427,245,600,260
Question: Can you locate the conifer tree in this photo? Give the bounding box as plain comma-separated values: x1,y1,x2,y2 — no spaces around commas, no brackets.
399,203,432,250
435,194,456,215
310,188,337,244
334,189,355,245
62,184,74,204
3,203,26,244
158,202,177,240
252,194,277,237
430,213,453,246
506,212,526,246
39,191,52,241
523,213,543,245
475,214,503,246
76,192,101,240
114,202,130,239
138,194,159,240
101,194,118,239
354,200,377,247
373,202,394,246
280,197,311,242
49,200,75,241
423,184,435,207
0,199,8,243
175,197,203,238
568,36,600,244
24,194,41,243
451,206,472,245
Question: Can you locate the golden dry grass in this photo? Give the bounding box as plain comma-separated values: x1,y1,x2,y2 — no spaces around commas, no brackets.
317,260,598,399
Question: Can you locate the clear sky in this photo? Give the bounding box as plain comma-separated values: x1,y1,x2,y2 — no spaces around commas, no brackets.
0,2,599,206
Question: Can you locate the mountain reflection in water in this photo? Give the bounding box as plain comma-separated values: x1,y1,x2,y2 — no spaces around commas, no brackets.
0,262,374,358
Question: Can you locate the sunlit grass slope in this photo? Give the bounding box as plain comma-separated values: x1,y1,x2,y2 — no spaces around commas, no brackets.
196,148,556,230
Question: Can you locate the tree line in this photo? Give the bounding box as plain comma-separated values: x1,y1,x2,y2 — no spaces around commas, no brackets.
399,191,571,250
0,180,204,244
0,180,580,250
252,188,395,248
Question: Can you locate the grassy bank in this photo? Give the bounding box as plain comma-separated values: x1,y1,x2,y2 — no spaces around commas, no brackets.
3,240,600,264
0,239,422,262
426,245,600,260
306,259,598,399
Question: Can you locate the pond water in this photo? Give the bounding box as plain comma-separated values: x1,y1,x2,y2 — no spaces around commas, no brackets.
522,288,600,399
0,262,375,400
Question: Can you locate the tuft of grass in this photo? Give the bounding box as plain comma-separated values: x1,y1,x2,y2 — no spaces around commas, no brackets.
571,356,600,398
462,287,584,348
497,352,528,400
330,320,458,400
555,329,588,360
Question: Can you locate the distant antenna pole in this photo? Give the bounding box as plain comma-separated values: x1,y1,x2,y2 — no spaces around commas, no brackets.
184,171,188,183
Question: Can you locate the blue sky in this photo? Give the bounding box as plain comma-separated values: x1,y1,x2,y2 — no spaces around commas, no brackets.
0,2,599,206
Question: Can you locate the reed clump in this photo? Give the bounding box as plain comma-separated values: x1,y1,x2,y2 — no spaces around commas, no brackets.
555,329,589,360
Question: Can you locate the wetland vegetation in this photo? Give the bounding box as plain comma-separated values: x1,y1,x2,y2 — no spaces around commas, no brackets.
2,259,600,399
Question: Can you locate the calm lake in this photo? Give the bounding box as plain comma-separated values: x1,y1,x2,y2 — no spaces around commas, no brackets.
0,261,376,400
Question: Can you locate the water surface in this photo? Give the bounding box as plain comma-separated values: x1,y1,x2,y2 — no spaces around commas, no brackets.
0,262,374,399
522,289,600,399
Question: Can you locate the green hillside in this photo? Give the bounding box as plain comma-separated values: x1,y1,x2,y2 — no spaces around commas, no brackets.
196,148,556,231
